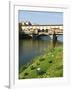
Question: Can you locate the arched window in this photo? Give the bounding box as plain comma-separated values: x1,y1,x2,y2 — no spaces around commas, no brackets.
42,29,44,32
46,29,48,32
38,29,40,32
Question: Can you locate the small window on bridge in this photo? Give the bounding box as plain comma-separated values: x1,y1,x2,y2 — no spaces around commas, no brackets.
38,29,40,32
42,29,44,32
46,29,48,32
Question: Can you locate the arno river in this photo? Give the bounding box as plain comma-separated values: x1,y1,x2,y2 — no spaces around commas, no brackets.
19,35,63,68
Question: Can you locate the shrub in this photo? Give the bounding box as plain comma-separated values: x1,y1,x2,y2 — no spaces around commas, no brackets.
36,62,40,66
50,48,55,52
30,65,36,70
56,65,63,70
39,58,45,61
24,72,29,76
49,60,52,63
22,77,26,79
37,69,46,75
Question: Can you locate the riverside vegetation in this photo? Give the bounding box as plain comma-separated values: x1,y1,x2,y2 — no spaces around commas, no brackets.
19,46,63,79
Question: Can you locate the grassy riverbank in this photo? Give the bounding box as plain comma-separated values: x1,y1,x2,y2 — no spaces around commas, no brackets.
19,46,63,79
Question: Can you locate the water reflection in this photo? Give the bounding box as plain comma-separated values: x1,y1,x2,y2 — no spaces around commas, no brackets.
19,35,63,67
53,40,57,48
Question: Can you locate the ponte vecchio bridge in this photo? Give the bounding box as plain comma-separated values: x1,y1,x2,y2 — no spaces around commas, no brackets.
20,23,63,39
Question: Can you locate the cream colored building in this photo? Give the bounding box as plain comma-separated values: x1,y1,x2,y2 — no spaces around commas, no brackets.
21,24,63,35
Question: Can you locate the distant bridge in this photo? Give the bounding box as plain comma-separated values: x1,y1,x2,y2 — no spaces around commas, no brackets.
20,24,63,39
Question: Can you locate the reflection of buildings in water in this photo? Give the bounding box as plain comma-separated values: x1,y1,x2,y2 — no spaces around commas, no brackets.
52,31,57,48
53,40,57,48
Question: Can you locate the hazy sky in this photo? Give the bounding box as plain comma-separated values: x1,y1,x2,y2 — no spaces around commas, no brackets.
18,10,63,24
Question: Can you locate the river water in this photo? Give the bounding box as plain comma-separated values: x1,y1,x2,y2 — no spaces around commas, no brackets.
19,35,63,68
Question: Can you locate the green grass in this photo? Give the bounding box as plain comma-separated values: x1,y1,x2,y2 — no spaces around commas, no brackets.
19,46,63,79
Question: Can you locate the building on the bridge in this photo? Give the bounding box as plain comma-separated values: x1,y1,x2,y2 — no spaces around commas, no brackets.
19,21,63,35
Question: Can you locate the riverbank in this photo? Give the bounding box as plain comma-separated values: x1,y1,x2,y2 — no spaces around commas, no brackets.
19,46,63,79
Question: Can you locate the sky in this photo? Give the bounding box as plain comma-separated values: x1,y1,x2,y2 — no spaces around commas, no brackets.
18,10,63,25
